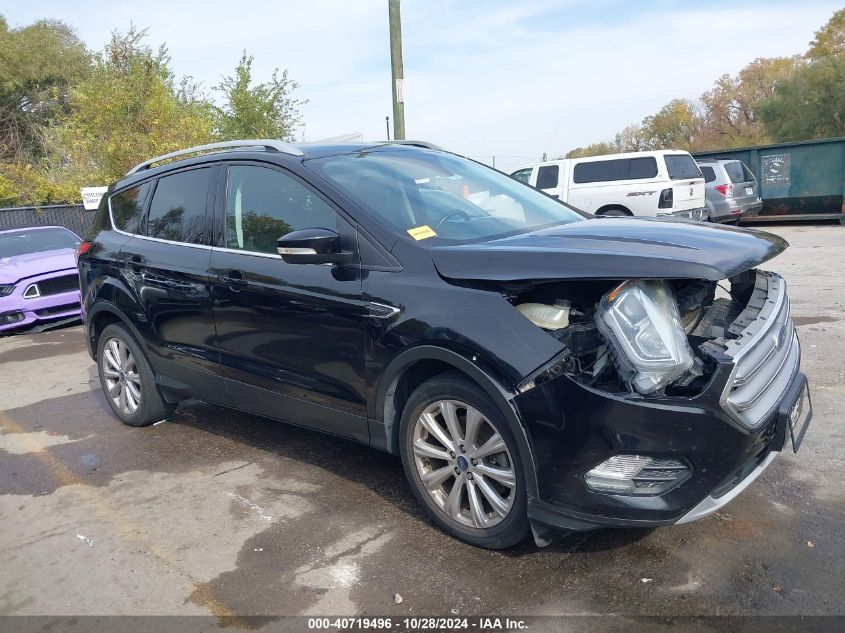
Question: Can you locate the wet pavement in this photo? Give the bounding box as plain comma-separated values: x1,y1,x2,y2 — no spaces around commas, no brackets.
1,224,843,624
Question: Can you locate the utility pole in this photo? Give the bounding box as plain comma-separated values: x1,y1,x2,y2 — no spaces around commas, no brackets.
388,0,405,140
385,116,390,140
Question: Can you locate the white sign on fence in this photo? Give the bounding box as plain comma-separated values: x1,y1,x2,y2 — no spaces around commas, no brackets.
81,186,108,211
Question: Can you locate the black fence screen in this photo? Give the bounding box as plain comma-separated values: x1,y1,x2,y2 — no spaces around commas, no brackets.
0,204,95,238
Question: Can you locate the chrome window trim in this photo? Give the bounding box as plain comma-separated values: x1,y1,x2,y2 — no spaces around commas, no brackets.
108,189,212,250
213,246,283,259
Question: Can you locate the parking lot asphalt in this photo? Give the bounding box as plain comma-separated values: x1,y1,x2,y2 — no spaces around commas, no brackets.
1,224,843,624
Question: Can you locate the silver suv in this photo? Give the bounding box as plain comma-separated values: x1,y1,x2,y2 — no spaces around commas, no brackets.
696,159,762,223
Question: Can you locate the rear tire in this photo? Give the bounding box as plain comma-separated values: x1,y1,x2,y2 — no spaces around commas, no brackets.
399,371,529,549
96,323,176,427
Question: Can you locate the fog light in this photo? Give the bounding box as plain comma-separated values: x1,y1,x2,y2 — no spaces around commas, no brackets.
585,455,690,495
0,311,24,325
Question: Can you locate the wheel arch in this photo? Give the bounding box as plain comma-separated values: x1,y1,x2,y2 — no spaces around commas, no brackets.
595,204,632,216
373,345,539,499
86,302,148,361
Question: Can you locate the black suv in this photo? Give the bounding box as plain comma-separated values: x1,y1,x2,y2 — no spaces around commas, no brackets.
78,140,811,549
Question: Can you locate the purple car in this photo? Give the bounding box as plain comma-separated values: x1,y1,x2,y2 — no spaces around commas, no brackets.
0,226,82,333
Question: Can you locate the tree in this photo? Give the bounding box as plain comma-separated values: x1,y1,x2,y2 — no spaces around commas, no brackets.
698,57,799,148
641,99,699,150
215,53,306,141
0,15,90,162
614,124,649,152
807,7,845,60
758,55,845,141
53,27,215,187
565,141,619,159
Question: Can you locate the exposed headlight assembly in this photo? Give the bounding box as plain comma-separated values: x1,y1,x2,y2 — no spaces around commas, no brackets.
595,280,694,394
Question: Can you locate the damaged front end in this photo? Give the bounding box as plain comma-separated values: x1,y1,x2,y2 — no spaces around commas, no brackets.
512,267,800,417
498,267,807,539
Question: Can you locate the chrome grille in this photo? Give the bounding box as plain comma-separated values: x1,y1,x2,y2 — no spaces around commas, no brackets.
705,272,799,430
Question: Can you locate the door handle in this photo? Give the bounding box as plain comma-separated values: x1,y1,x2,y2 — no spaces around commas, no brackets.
217,270,247,292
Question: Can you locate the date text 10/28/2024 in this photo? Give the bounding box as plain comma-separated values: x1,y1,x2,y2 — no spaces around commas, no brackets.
307,617,529,631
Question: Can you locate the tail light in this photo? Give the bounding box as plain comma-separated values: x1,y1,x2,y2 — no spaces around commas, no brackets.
658,188,673,209
76,241,93,262
714,183,733,197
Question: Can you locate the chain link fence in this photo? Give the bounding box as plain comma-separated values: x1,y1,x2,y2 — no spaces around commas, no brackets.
0,204,95,238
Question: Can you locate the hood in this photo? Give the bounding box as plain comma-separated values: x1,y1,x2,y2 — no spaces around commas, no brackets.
0,248,77,284
431,218,787,282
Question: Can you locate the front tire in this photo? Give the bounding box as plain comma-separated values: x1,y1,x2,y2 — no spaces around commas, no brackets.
399,372,529,549
96,323,176,427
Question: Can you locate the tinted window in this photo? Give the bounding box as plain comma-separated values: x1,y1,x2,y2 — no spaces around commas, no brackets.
0,227,79,257
536,165,559,189
572,157,657,183
110,183,151,233
225,165,337,254
146,168,211,244
628,157,658,179
664,154,702,180
724,161,748,183
511,168,532,184
699,166,717,183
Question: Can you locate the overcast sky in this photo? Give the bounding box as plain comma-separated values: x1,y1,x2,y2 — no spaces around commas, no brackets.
4,1,841,170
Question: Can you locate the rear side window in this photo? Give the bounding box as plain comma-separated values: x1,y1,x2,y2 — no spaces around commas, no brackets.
628,157,658,179
664,154,702,180
699,166,717,183
511,168,533,184
724,162,748,183
572,157,657,183
536,165,559,189
110,183,151,234
146,168,212,244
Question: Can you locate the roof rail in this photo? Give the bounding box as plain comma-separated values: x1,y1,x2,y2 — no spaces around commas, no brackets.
387,140,443,150
125,139,304,176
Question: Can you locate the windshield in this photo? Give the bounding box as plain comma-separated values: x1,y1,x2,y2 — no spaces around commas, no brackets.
307,148,584,244
0,227,80,258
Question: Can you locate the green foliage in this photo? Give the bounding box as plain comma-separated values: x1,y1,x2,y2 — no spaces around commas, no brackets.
0,13,306,206
0,17,90,162
0,160,77,206
565,7,842,156
807,8,845,60
54,27,216,188
565,141,620,159
758,55,845,141
698,57,799,148
215,53,306,141
641,99,699,150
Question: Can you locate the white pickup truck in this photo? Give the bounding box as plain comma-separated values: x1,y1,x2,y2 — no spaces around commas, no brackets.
511,150,706,219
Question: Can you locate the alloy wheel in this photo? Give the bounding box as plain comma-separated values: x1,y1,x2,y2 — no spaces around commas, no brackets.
101,336,142,415
412,399,516,528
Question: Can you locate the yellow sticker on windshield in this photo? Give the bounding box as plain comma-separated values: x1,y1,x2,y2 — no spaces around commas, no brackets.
407,225,437,240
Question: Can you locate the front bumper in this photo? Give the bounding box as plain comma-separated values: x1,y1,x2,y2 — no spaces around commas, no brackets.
519,369,805,534
516,270,806,535
0,271,81,333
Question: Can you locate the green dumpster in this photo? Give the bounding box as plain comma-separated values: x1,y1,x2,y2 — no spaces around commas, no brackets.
693,136,845,225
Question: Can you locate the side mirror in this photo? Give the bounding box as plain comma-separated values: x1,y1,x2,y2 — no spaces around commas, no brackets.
277,228,354,265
